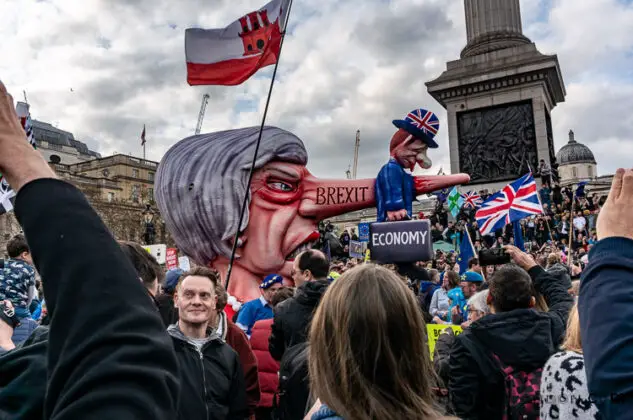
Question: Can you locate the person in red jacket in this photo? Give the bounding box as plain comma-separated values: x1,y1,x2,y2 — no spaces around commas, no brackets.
213,283,261,418
250,287,294,420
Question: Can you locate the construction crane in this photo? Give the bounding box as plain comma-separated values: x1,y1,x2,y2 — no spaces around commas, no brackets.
352,129,360,179
195,93,210,135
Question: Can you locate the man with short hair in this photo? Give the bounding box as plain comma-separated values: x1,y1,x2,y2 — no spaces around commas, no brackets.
449,246,573,419
269,249,329,361
468,257,482,275
119,241,163,299
452,271,484,326
169,267,248,420
236,274,282,337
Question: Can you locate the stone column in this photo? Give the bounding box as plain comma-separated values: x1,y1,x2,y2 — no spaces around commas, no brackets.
465,0,523,42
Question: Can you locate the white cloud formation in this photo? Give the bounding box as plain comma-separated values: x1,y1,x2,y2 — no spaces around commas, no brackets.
0,0,631,180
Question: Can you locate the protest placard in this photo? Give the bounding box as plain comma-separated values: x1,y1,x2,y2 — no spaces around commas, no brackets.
369,220,433,263
427,324,463,360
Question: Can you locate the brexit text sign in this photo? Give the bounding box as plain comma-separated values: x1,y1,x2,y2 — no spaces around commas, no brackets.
368,220,433,263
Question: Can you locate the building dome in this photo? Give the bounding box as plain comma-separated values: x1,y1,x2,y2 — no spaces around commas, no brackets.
557,130,596,165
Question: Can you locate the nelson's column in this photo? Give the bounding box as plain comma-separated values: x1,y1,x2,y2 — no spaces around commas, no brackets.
426,0,566,192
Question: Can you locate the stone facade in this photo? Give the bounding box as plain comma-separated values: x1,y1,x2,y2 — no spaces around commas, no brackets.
32,118,100,165
0,154,172,257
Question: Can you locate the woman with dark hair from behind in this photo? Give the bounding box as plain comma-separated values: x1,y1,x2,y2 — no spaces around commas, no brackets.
306,264,451,419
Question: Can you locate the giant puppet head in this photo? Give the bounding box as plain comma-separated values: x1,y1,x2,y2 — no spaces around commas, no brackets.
155,126,469,302
390,108,440,170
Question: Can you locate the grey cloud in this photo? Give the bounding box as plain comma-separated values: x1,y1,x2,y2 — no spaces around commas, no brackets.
4,0,631,183
352,2,454,63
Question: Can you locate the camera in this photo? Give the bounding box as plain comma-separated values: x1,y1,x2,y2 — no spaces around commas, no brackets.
0,301,21,329
479,248,511,266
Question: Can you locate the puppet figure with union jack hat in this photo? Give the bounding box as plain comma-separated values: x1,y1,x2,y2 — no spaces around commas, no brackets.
375,108,441,222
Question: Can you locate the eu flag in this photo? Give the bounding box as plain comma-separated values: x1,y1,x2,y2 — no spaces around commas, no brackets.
458,232,475,274
513,220,525,252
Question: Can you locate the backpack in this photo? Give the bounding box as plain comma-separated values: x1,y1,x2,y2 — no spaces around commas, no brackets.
493,354,542,420
273,343,310,420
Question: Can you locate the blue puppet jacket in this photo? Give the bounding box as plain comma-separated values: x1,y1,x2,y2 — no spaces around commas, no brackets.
375,158,415,222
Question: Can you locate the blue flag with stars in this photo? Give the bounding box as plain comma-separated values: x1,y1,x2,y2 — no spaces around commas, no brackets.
458,231,475,274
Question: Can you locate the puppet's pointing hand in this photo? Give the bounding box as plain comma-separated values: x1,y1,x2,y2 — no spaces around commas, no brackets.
413,174,471,196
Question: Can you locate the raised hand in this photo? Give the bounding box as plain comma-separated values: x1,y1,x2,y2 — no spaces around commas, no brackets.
0,81,56,191
413,173,471,196
597,169,633,241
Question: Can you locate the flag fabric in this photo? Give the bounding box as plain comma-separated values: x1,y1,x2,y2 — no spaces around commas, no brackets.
322,240,331,262
475,173,543,236
141,125,146,146
15,102,35,149
185,0,290,86
512,220,525,252
447,187,464,218
457,230,476,274
0,102,36,215
575,181,588,197
433,188,450,203
462,191,483,209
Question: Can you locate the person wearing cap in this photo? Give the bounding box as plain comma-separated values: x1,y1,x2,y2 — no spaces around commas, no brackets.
236,274,283,337
375,108,441,222
452,271,484,325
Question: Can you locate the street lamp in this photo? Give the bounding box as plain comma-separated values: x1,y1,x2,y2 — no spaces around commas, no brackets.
142,204,156,245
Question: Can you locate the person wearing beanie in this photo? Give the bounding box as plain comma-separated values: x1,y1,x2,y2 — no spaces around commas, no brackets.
236,274,283,337
156,268,183,326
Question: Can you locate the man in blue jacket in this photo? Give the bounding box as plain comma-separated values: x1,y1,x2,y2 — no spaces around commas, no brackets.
579,168,633,418
375,109,440,222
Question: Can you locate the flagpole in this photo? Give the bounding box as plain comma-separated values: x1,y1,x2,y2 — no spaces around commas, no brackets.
225,0,294,292
568,188,576,267
143,143,146,160
464,227,486,282
528,166,554,242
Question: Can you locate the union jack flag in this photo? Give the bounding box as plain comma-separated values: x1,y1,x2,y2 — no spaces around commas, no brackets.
405,109,439,136
475,173,543,236
462,191,483,209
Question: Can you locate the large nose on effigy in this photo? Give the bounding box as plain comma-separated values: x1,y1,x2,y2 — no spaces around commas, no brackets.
299,176,376,220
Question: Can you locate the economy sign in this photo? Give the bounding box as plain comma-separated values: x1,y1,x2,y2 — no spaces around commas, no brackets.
368,220,433,263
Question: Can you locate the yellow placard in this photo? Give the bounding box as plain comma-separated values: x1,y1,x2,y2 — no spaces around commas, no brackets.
427,324,463,360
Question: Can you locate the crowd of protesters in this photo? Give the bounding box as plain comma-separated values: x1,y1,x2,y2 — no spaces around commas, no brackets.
1,79,633,420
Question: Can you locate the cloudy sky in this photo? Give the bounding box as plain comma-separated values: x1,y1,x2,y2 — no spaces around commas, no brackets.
1,0,632,180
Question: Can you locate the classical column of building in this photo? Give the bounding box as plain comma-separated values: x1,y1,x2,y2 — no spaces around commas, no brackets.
427,0,566,193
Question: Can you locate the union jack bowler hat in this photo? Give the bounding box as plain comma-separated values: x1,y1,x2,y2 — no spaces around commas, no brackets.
392,108,440,149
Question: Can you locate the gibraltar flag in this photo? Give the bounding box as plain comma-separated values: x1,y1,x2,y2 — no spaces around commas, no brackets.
185,0,290,86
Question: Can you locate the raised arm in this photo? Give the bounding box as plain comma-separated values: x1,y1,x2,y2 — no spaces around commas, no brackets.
579,169,633,418
0,81,180,420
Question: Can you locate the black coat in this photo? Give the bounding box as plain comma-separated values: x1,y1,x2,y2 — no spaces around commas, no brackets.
1,179,180,419
168,327,248,420
269,280,329,361
448,266,573,420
